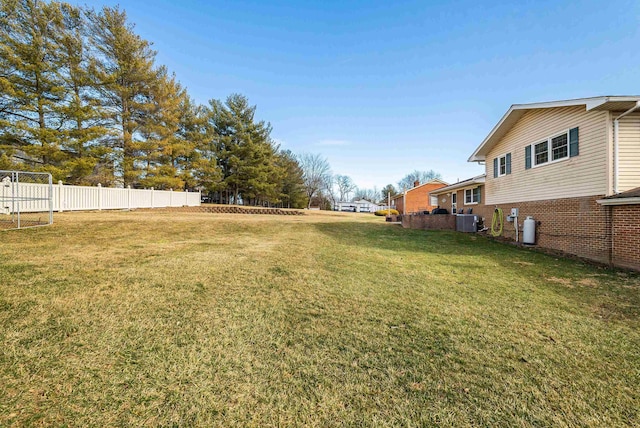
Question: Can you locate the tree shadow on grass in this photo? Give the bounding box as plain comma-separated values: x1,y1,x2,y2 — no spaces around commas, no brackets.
313,221,640,325
314,221,519,258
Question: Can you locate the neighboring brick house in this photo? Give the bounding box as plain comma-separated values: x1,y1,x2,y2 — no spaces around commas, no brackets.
392,179,448,214
467,95,640,267
429,174,486,215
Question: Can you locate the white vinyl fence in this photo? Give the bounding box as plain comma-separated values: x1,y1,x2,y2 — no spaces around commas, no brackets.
5,180,200,213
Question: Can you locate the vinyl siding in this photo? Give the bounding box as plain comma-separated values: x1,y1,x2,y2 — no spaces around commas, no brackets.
485,106,609,205
618,112,640,192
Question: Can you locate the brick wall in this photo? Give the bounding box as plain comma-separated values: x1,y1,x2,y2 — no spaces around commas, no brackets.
611,204,640,270
399,183,447,214
471,195,610,264
393,197,404,214
401,213,456,230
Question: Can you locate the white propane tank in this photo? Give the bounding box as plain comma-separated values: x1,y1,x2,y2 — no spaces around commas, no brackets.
523,216,536,244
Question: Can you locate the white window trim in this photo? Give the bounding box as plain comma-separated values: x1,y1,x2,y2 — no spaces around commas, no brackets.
496,152,509,177
529,128,571,169
464,187,480,205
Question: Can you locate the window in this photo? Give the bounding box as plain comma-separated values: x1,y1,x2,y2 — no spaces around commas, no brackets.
464,187,481,204
430,195,438,206
493,153,511,177
534,141,548,165
551,133,568,160
526,127,578,169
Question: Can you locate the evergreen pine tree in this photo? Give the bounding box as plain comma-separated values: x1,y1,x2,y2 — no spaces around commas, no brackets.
87,5,158,187
0,0,67,178
276,149,307,208
209,94,278,205
58,3,111,184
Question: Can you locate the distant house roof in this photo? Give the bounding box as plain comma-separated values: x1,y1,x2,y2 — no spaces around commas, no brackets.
469,96,640,162
430,174,486,195
391,178,449,200
597,186,640,205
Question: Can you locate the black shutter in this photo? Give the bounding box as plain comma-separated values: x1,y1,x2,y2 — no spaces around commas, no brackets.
569,127,579,157
506,153,511,174
493,158,498,178
525,146,532,169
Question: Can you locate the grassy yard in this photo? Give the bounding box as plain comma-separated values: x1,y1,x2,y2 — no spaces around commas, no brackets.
0,210,638,427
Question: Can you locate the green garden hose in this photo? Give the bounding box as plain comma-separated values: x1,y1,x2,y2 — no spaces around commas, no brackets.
491,207,503,237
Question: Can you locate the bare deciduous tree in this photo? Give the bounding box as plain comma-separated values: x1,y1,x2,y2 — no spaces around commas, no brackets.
299,152,332,209
335,174,356,202
397,170,442,191
354,186,379,203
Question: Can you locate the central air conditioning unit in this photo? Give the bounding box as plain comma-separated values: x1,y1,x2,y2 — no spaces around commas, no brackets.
456,214,478,233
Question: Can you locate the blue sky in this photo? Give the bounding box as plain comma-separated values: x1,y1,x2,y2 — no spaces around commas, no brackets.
76,0,640,190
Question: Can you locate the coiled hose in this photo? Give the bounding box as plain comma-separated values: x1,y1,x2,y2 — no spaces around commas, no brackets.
491,207,503,237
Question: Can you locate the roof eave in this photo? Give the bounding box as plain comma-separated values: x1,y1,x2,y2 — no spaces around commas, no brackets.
468,154,486,162
467,96,636,162
597,197,640,206
430,175,486,194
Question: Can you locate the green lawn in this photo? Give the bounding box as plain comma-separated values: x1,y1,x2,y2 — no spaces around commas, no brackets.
1,210,638,427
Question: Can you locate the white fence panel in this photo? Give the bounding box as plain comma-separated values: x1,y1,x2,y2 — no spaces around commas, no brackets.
186,191,199,206
130,189,151,209
10,182,200,213
61,184,100,211
102,186,128,210
154,190,171,207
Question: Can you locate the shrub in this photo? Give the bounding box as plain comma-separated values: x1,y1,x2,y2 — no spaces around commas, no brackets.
374,209,399,216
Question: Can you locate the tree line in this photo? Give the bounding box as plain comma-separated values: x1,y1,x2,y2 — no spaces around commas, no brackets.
0,1,443,210
0,0,308,207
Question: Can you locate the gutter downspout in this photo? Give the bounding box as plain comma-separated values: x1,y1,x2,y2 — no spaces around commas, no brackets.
613,101,640,194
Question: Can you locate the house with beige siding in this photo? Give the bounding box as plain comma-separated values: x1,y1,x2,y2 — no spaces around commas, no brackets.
468,96,640,266
429,174,486,215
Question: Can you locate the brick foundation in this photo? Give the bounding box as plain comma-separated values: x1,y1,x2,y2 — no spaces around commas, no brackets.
611,204,640,270
474,196,610,264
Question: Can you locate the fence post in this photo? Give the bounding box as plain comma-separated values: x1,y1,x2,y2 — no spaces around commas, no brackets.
97,183,102,211
151,187,154,209
58,180,64,212
127,185,131,210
